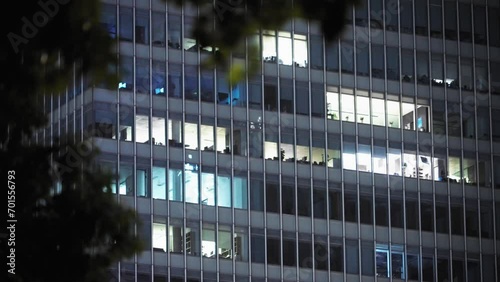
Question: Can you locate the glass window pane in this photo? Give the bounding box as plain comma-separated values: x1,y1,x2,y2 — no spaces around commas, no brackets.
400,0,412,33
136,9,149,45
445,1,458,40
459,3,472,42
371,45,385,79
415,0,428,36
152,166,166,200
119,7,133,41
386,46,399,80
310,35,324,70
341,41,354,74
326,42,339,72
168,15,182,49
152,12,166,46
430,0,442,37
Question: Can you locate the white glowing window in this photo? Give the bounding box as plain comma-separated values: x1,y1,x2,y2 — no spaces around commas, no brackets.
135,115,149,143
387,101,400,128
356,96,370,124
326,91,340,120
372,98,385,126
262,30,276,61
152,117,165,145
153,223,167,252
293,34,308,67
341,94,355,122
278,31,292,65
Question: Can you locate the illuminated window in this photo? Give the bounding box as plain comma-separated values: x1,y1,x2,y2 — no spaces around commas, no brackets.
184,163,199,204
293,34,308,67
341,92,355,122
326,90,340,120
153,223,167,252
376,245,405,279
372,98,385,126
152,166,166,200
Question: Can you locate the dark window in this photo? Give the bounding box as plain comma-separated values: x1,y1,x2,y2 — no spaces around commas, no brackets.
401,49,414,82
400,0,413,33
168,15,182,49
313,188,327,219
370,0,383,29
359,193,372,224
385,0,399,31
152,12,166,46
136,58,150,94
200,70,214,102
266,182,279,213
361,242,374,275
451,201,464,235
248,79,262,109
407,253,420,280
346,240,359,274
447,102,461,137
298,186,311,216
459,3,472,42
445,2,457,40
406,197,418,230
375,195,388,226
355,0,368,27
474,6,487,44
264,82,278,112
314,242,328,270
168,63,182,98
437,258,450,282
465,199,479,237
326,42,339,72
452,259,465,282
310,35,324,70
282,185,295,215
295,81,309,116
119,7,133,41
422,256,434,282
430,0,442,37
251,235,265,263
330,244,343,271
267,237,281,265
250,178,264,211
481,202,494,239
283,238,296,266
356,43,369,76
489,8,500,47
311,84,325,118
415,0,428,36
299,241,313,268
386,46,399,80
280,78,293,113
184,65,198,100
421,200,434,232
371,44,385,79
341,41,354,74
417,52,429,84
329,189,342,220
467,260,480,282
135,9,149,45
391,195,403,228
100,4,117,38
435,200,449,234
344,191,357,222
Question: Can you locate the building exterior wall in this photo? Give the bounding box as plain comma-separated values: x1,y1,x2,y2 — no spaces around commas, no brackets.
42,0,500,281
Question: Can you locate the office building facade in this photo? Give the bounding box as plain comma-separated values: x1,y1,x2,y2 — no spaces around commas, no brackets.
42,0,500,281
